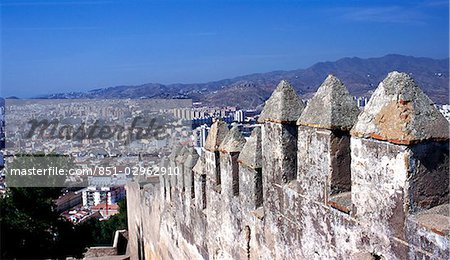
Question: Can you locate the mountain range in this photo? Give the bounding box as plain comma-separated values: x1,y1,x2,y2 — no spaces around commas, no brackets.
41,54,449,108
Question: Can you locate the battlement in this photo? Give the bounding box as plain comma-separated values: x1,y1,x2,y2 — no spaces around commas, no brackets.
126,72,449,259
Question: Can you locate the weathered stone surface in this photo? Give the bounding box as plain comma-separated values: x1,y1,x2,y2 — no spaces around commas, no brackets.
175,147,189,189
413,204,450,236
204,149,221,189
258,80,305,123
408,141,449,211
193,153,205,175
328,192,352,214
168,145,184,191
175,146,189,164
351,138,410,240
169,143,182,160
297,125,352,205
297,126,331,201
184,149,200,193
416,203,449,216
129,136,449,260
184,148,200,169
219,125,246,153
350,252,378,260
204,119,229,151
416,212,450,236
351,71,449,144
218,150,243,256
329,131,351,194
238,126,262,169
193,153,207,209
263,122,297,183
406,205,449,258
239,165,263,211
220,150,241,198
158,157,169,198
298,75,360,131
127,73,450,260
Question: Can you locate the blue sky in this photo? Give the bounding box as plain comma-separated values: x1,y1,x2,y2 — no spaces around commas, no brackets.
1,0,448,97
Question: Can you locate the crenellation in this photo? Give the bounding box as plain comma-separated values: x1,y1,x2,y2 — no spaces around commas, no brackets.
204,119,229,190
183,148,199,202
126,72,449,260
175,146,189,193
219,125,246,197
168,144,183,200
159,157,170,201
350,71,449,258
203,119,232,257
237,126,266,260
237,126,262,169
216,125,247,257
259,80,305,258
297,75,359,211
204,119,229,152
219,125,246,154
193,153,206,209
238,126,263,212
260,80,304,184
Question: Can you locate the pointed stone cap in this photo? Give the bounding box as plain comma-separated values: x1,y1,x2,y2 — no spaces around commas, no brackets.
193,153,205,174
258,80,305,124
185,149,200,169
351,71,449,144
204,120,229,152
297,75,360,131
219,125,246,153
238,126,262,169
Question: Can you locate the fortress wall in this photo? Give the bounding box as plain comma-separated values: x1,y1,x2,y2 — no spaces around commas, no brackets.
127,72,449,260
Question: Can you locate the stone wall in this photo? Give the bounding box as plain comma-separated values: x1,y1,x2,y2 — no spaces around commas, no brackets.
126,72,449,259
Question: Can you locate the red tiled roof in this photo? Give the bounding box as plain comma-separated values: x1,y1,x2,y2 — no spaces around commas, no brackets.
92,203,119,211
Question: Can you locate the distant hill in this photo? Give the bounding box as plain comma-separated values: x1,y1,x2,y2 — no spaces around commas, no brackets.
41,54,449,108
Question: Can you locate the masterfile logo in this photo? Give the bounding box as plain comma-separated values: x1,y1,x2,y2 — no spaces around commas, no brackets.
25,116,169,141
4,98,193,187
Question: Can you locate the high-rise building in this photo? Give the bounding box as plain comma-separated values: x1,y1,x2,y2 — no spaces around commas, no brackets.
234,110,245,122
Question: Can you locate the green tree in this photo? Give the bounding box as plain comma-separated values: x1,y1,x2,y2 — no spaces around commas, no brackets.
1,188,129,258
0,187,84,258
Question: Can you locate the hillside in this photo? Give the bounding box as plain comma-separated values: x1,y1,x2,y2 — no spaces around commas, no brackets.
42,54,449,108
